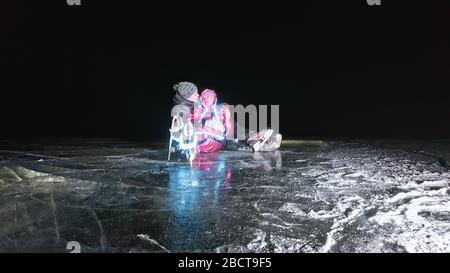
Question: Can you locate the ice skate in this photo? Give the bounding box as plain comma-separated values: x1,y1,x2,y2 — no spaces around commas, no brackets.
252,129,274,152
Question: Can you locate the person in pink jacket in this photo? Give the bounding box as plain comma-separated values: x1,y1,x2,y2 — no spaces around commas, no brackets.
193,88,232,154
170,82,282,158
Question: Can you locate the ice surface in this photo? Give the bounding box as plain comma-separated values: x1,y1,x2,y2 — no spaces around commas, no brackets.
0,139,449,252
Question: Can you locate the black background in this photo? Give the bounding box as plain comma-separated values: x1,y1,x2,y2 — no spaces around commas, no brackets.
2,0,450,141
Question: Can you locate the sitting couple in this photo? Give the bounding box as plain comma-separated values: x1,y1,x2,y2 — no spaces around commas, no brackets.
169,81,282,158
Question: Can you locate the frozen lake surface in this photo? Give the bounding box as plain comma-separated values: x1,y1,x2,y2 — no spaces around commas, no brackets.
0,139,449,253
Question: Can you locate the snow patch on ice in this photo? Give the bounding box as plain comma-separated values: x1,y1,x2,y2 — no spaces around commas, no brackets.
0,166,22,182
371,186,450,252
137,234,170,252
270,235,316,253
215,244,249,253
419,180,449,189
279,203,306,216
311,196,373,252
246,230,267,251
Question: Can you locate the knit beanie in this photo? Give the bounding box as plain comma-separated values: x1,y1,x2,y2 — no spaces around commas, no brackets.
173,82,198,100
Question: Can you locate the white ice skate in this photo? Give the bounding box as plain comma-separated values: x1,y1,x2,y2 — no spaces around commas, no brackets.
252,129,274,152
259,133,282,152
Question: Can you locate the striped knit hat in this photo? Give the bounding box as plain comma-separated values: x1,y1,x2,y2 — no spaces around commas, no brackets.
173,82,198,100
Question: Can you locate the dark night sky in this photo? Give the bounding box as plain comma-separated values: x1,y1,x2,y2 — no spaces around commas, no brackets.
2,1,450,141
